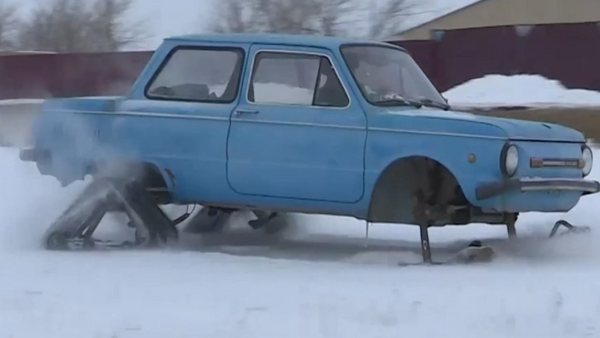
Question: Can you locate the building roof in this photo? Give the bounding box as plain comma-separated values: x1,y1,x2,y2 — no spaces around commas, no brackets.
167,33,405,50
393,0,488,35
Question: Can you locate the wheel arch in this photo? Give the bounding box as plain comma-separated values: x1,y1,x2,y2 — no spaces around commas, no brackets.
87,159,175,202
366,155,469,224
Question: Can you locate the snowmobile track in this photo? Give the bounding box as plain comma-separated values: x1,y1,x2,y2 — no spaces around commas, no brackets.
42,178,178,251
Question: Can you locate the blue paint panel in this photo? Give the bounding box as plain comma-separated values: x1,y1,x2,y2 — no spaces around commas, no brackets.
108,100,235,204
364,126,504,204
362,106,589,214
227,43,367,203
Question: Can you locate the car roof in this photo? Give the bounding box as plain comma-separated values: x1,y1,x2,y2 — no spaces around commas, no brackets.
166,33,405,51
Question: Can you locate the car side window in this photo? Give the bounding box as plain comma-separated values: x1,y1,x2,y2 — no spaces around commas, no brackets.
146,47,244,103
248,51,349,107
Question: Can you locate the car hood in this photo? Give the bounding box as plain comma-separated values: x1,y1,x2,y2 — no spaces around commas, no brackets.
371,107,585,143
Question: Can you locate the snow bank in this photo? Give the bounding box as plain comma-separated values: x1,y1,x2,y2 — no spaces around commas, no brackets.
444,74,600,108
211,82,315,104
0,98,43,106
253,82,314,105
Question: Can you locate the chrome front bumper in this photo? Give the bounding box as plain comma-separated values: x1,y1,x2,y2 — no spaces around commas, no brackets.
475,177,600,200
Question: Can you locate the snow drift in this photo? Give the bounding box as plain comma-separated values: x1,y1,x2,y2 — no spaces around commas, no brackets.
443,74,600,108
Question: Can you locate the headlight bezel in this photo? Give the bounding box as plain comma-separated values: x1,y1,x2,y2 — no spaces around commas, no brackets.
500,142,519,177
582,145,593,177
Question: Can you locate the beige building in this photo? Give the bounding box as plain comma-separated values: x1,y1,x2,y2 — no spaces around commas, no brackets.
393,0,600,41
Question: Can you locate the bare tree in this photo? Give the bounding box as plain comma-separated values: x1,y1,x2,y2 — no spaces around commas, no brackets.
205,0,422,39
18,0,148,52
86,0,149,51
18,0,91,52
206,0,355,36
363,0,422,39
208,1,253,34
0,1,19,50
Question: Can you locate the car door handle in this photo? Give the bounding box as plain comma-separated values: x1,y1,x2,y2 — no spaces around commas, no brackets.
234,109,259,116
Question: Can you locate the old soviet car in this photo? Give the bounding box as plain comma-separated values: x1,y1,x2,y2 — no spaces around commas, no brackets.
20,33,599,263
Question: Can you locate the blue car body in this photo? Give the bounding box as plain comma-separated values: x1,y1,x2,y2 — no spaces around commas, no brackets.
22,33,600,227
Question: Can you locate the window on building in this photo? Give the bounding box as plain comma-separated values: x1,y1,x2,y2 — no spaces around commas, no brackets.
146,47,244,103
248,51,349,107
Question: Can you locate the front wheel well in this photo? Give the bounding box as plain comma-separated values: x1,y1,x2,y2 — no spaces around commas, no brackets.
367,156,469,224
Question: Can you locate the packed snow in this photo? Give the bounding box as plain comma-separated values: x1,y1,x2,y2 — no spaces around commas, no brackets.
444,75,600,108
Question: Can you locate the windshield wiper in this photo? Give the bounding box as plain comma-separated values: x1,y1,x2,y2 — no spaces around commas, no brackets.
374,98,423,108
418,98,450,110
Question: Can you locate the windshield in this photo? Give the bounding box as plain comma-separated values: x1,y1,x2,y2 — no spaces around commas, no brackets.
340,44,447,108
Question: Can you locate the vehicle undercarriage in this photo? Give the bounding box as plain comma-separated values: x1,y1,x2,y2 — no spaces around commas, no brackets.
42,177,286,251
42,159,592,266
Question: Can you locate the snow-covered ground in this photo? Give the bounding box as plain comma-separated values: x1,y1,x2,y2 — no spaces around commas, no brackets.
3,146,600,338
444,75,600,108
3,148,600,338
2,74,600,338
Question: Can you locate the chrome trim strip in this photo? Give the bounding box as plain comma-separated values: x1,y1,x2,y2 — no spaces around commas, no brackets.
519,177,591,182
521,185,597,192
49,109,229,121
47,109,509,139
244,48,352,110
369,126,506,140
229,118,364,130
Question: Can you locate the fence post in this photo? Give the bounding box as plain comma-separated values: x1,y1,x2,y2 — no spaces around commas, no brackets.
431,30,446,91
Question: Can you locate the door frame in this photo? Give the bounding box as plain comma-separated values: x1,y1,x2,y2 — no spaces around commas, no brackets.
226,43,368,203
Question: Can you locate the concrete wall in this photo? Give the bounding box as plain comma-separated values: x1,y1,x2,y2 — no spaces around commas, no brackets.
396,0,600,40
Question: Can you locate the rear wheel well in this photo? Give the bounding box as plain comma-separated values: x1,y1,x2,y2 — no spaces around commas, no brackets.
87,160,172,203
368,156,469,225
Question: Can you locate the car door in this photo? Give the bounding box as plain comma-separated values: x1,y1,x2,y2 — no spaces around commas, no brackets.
226,44,367,203
116,43,247,202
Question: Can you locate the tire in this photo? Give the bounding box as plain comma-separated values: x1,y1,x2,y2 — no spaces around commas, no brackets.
45,232,69,251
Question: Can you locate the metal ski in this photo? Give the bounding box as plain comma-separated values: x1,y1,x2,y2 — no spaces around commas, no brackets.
549,219,591,238
43,178,178,251
397,240,496,267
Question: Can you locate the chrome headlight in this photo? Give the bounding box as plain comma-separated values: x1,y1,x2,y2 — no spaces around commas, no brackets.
501,143,519,177
582,145,593,177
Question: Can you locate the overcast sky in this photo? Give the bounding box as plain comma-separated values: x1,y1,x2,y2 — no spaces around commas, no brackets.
14,0,477,50
16,0,214,50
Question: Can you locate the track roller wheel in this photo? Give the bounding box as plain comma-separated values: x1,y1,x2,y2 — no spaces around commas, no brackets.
45,232,69,251
83,238,96,250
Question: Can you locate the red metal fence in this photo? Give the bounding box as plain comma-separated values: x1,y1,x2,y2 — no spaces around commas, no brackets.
0,22,598,99
395,22,600,92
0,51,151,99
